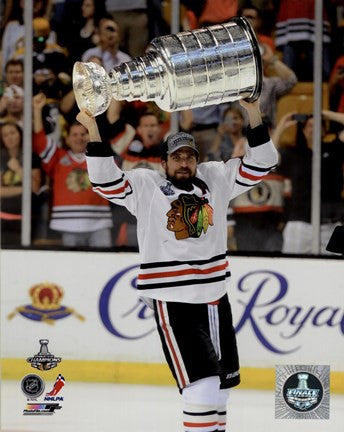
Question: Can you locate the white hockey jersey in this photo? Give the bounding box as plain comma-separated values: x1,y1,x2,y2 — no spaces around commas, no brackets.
86,124,278,303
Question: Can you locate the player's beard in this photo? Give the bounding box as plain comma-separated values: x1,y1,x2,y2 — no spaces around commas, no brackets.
166,172,196,191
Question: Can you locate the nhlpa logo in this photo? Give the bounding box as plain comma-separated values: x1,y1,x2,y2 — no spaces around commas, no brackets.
45,374,65,401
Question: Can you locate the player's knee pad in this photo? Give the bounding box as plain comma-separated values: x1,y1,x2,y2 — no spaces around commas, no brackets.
182,376,220,405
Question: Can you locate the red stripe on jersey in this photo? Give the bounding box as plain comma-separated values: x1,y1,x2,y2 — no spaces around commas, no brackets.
233,205,283,213
183,421,218,427
94,180,129,195
239,164,264,181
138,262,228,280
158,301,186,388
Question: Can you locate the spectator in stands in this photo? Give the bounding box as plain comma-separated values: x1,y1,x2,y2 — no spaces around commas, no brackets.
105,1,150,57
1,0,55,74
212,107,247,162
109,109,164,173
32,93,113,248
12,17,70,141
278,111,344,254
329,55,344,114
62,0,107,67
11,18,70,144
81,15,131,73
182,0,237,29
259,42,298,128
12,18,69,83
0,122,42,246
238,2,275,52
275,0,331,81
0,84,24,127
0,60,24,121
3,59,24,88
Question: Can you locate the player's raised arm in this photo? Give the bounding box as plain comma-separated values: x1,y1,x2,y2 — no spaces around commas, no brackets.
230,99,278,199
76,110,137,214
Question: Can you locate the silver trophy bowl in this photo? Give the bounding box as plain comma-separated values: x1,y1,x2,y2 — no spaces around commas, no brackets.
73,17,262,116
73,62,113,116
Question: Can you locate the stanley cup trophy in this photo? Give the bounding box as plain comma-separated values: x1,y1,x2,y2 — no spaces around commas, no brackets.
73,17,262,116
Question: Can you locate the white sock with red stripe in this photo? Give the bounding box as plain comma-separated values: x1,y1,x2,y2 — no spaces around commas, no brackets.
217,388,230,432
182,376,220,432
183,403,218,432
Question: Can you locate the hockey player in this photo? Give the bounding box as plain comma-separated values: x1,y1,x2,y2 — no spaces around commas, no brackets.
77,98,278,432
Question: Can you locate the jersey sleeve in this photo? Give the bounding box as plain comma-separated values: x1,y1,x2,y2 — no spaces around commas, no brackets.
85,140,141,215
32,129,59,176
228,123,278,200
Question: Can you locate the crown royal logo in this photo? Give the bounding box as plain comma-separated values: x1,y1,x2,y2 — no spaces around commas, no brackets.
7,282,85,324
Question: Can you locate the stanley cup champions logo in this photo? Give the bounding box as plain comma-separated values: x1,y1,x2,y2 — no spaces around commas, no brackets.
27,339,61,371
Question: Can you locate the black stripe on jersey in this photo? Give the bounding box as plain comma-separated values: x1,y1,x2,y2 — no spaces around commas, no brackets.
140,253,227,269
241,161,272,172
218,411,227,415
91,174,125,187
137,272,231,290
183,410,218,416
235,179,255,187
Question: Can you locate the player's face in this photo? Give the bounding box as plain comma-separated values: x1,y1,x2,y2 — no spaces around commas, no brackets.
66,124,89,154
163,147,197,180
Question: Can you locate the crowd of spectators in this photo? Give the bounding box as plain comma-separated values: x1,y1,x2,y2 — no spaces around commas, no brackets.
0,0,343,255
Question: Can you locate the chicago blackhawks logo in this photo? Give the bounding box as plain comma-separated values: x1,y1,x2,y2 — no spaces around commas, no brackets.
166,193,214,240
66,168,91,192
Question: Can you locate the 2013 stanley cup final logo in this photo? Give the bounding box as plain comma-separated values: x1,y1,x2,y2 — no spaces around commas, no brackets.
275,365,330,419
27,339,62,371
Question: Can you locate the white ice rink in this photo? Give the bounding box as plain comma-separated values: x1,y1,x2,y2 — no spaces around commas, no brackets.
1,380,343,432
